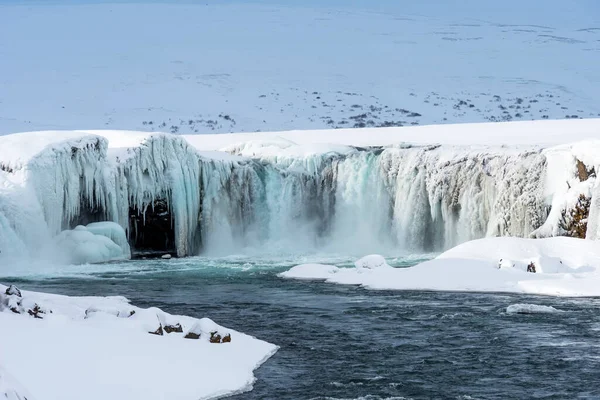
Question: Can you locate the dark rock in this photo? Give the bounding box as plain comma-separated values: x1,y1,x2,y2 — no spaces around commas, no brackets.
184,332,200,339
210,331,222,343
577,160,589,181
149,324,164,336
164,323,183,334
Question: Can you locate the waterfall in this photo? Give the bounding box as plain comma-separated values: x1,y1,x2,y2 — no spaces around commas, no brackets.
0,132,587,259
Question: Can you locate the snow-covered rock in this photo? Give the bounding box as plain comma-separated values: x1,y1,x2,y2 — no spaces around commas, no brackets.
279,264,341,280
0,283,278,400
281,237,600,297
354,254,389,269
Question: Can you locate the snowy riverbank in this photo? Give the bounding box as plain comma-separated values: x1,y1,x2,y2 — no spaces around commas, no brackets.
0,284,278,400
280,237,600,297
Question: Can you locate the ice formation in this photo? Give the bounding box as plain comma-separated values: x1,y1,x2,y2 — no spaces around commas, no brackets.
53,224,130,264
0,120,599,259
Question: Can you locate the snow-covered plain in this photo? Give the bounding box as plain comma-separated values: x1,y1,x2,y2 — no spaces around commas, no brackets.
280,237,600,297
0,0,599,135
0,283,278,400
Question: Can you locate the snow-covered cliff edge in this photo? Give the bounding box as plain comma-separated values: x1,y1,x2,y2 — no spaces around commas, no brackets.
1,119,599,260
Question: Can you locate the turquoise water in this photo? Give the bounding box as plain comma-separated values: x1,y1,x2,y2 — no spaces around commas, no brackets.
4,255,600,399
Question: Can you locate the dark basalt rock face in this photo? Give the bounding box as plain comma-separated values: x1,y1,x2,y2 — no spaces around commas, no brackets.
129,199,176,257
69,195,106,229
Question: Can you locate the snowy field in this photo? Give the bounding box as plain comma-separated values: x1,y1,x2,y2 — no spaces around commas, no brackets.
1,0,599,135
281,237,600,297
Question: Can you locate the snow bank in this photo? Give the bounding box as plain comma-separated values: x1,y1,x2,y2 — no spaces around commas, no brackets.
53,224,130,264
0,284,277,400
280,237,600,297
506,304,563,314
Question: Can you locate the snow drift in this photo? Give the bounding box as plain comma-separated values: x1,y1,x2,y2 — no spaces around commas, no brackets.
0,119,599,260
281,237,600,297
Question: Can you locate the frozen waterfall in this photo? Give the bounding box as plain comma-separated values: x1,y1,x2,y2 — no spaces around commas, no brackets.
0,129,596,259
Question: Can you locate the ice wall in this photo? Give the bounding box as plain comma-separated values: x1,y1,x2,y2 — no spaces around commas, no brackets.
0,132,594,259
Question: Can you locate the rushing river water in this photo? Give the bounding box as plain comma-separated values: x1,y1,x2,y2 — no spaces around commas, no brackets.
4,255,600,400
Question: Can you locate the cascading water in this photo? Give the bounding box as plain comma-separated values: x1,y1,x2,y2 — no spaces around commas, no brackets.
0,133,581,259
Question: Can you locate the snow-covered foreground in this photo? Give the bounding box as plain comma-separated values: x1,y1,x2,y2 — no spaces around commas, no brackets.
0,0,599,135
0,364,34,400
281,237,600,297
0,284,278,400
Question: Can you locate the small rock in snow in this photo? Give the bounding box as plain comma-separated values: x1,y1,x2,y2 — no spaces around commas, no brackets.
184,331,200,340
184,322,202,339
164,323,183,334
27,304,45,319
210,331,222,343
161,254,172,259
5,285,22,297
148,324,164,336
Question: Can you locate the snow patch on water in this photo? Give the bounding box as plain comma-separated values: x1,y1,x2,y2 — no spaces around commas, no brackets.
506,303,564,314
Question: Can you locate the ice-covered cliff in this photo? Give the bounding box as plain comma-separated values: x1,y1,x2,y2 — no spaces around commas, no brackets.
0,120,599,259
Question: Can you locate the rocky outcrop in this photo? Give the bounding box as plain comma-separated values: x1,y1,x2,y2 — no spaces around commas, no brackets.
560,194,591,238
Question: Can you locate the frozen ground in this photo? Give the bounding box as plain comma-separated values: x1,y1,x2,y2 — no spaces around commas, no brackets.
0,283,278,400
281,237,600,297
1,0,599,135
